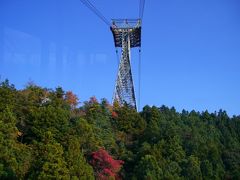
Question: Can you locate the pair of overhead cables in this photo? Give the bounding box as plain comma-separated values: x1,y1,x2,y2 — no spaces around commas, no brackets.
79,0,111,26
79,0,145,26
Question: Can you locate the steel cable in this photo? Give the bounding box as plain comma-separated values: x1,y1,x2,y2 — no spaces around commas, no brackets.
80,0,111,26
139,0,145,20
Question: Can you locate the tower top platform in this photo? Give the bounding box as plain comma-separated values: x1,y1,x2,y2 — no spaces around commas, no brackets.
110,19,141,48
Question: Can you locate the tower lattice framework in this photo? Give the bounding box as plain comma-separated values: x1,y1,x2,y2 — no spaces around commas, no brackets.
111,19,141,109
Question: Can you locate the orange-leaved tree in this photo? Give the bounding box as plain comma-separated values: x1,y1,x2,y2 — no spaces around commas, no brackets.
64,91,78,109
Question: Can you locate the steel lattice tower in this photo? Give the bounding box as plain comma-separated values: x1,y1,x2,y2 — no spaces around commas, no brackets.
111,19,141,109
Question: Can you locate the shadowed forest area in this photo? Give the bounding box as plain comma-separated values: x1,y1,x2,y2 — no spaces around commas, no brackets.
0,79,240,179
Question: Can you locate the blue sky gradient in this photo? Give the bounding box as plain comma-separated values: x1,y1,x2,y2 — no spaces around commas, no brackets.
0,0,240,115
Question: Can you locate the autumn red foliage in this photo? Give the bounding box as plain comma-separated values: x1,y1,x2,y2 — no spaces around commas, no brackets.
111,111,118,119
90,148,124,180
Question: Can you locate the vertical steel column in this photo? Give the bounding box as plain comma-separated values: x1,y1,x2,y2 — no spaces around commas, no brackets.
113,30,136,109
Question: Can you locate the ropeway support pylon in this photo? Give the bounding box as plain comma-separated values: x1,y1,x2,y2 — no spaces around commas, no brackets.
111,19,141,109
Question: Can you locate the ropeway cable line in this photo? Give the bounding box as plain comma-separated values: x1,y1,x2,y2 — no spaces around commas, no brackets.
139,0,145,20
79,0,111,26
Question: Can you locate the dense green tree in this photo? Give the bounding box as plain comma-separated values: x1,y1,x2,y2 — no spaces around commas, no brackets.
0,80,16,110
133,155,163,180
0,107,32,179
29,132,70,179
182,155,202,180
65,138,94,179
64,117,99,153
201,160,214,179
82,97,117,152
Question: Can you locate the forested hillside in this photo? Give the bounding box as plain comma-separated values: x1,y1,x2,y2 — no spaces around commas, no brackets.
0,80,240,179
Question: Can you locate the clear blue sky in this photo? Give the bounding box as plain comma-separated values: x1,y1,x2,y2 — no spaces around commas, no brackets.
0,0,240,115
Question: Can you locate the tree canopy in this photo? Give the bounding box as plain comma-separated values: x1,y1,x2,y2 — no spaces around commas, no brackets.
0,80,240,179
